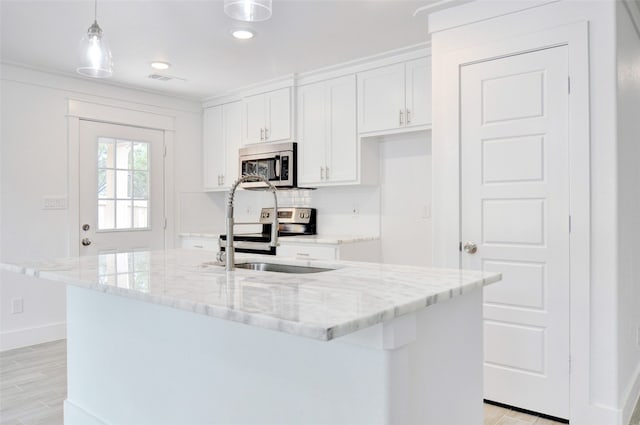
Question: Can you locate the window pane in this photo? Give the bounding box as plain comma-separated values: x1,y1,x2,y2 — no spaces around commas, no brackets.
133,143,148,170
98,138,115,168
116,200,132,229
116,140,132,169
133,200,148,228
115,170,131,198
98,200,115,230
117,273,131,289
132,171,148,199
98,169,115,199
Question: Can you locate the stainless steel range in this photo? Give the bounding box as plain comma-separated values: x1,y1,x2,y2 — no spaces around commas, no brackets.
219,207,316,255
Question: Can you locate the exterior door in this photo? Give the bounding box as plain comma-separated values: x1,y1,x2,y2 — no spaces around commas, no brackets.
79,120,165,255
460,46,570,419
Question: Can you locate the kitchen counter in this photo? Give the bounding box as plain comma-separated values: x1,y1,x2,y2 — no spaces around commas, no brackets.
2,249,500,425
1,248,498,341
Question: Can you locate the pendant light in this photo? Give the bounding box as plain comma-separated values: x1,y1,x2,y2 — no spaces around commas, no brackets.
77,0,113,78
224,0,272,22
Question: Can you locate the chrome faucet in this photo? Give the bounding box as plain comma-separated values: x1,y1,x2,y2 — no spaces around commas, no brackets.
218,174,278,271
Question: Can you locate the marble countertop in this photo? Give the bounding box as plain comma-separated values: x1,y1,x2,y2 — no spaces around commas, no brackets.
1,249,500,341
179,233,379,245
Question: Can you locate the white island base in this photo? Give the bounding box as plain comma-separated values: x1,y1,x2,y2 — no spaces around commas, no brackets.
64,285,483,425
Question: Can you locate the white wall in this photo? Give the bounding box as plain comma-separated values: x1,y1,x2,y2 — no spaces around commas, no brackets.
429,0,628,423
615,2,640,422
379,131,432,267
0,64,202,351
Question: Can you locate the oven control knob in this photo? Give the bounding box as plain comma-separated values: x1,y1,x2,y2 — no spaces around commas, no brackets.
299,212,304,218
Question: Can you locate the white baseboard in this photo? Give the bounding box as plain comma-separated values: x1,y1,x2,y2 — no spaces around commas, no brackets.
0,322,66,351
64,400,108,425
623,361,640,425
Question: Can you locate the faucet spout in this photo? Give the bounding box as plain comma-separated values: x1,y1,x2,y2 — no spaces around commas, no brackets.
224,174,279,272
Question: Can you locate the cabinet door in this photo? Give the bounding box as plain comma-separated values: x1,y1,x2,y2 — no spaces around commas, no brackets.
202,106,225,190
223,101,242,187
405,57,432,128
357,63,405,134
326,75,357,183
265,87,291,142
297,82,327,185
244,93,265,144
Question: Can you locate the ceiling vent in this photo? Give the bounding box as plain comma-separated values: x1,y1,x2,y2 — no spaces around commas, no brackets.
147,74,186,82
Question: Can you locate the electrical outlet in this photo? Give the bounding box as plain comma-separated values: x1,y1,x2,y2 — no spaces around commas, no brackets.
11,298,23,314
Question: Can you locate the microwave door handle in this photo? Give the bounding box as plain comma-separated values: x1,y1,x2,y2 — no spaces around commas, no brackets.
274,155,280,179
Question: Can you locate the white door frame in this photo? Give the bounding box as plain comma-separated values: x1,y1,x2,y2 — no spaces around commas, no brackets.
434,21,591,421
67,99,176,256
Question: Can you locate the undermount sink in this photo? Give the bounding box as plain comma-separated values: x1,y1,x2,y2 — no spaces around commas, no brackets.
234,262,334,274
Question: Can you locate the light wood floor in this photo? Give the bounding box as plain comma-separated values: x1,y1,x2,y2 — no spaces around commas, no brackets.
1,339,640,425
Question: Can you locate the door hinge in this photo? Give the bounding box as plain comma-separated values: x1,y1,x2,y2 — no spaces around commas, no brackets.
568,76,571,94
459,241,462,252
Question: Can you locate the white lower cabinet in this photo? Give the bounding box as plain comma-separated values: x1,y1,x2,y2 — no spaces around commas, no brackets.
180,236,219,251
203,101,242,191
297,75,358,186
277,239,381,262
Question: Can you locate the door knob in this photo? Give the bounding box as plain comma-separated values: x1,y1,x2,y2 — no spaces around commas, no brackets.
463,242,477,254
81,238,92,246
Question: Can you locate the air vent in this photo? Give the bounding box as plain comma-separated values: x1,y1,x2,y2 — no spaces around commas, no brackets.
147,74,186,82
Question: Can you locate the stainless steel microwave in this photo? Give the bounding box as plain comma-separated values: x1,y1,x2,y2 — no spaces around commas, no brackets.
238,142,297,189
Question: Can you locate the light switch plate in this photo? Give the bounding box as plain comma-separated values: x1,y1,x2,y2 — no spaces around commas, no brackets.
43,197,67,210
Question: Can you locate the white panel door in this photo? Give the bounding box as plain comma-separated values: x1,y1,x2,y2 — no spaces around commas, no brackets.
297,81,327,185
79,120,165,255
202,105,224,190
223,101,242,187
265,87,291,142
405,57,432,128
243,93,265,144
326,74,357,183
460,46,570,419
357,63,405,133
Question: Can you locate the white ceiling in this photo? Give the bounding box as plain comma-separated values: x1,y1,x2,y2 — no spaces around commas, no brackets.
0,0,438,101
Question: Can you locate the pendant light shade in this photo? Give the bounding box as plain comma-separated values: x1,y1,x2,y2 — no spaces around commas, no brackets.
224,0,272,22
77,0,113,78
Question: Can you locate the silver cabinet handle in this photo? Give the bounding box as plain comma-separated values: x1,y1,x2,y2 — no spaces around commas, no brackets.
81,238,91,246
463,242,478,254
399,109,404,126
220,174,224,186
320,166,325,180
260,128,264,141
406,109,411,124
325,166,330,180
264,128,269,140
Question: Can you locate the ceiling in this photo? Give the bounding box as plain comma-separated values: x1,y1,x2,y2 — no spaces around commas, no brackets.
0,0,439,101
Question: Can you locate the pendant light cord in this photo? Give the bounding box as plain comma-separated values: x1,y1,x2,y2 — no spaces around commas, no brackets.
94,0,98,22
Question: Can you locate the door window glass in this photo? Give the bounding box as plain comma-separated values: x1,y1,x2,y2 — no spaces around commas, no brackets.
97,138,150,230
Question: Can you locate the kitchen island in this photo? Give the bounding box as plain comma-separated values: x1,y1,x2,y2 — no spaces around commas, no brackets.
2,249,500,425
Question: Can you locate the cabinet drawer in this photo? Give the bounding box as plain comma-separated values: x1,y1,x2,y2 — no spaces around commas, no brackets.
181,237,218,251
277,244,337,260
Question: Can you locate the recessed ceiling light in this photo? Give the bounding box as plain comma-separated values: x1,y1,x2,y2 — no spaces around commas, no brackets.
231,29,255,40
150,61,171,70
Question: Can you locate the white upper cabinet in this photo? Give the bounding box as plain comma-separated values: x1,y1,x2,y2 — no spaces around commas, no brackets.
203,101,242,191
243,87,292,144
357,57,431,135
297,75,357,186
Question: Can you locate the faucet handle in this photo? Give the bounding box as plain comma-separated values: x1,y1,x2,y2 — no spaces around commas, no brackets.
216,251,226,263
